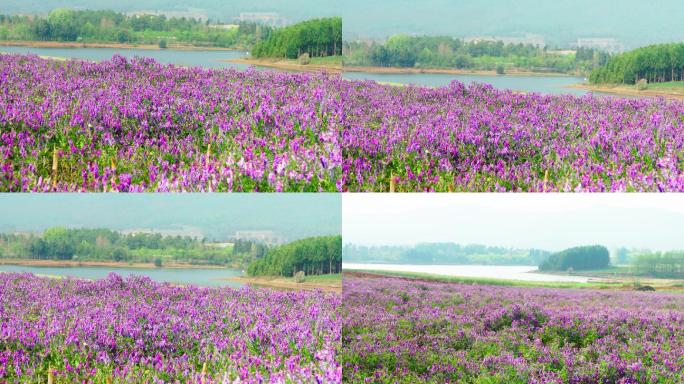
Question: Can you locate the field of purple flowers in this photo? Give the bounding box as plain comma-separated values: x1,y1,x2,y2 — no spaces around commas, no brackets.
0,273,341,383
342,276,684,383
4,54,684,191
0,54,342,191
342,81,684,191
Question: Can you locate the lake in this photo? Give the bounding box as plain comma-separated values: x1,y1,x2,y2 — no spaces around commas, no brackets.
0,264,245,287
0,45,252,70
1,45,592,95
343,71,590,95
342,263,590,283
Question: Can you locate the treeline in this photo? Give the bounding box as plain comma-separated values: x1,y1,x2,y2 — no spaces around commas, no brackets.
0,227,243,266
344,35,608,74
252,17,341,59
590,43,684,84
632,251,684,278
0,9,271,48
344,243,551,266
247,235,341,277
539,245,610,271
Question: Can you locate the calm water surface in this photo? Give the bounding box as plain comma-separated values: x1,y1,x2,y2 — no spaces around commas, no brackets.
342,263,590,283
0,264,244,287
343,71,589,95
0,45,252,70
1,45,621,95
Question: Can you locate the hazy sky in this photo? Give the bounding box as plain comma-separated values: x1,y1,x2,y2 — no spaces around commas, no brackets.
341,0,684,48
343,194,684,251
0,194,341,240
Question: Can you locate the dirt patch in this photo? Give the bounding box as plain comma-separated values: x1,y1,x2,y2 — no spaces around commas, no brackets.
226,58,342,73
227,276,341,293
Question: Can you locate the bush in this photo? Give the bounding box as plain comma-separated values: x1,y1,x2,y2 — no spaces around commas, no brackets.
158,39,167,49
636,78,648,91
154,257,163,267
539,245,609,271
298,53,311,65
294,271,305,283
496,64,505,75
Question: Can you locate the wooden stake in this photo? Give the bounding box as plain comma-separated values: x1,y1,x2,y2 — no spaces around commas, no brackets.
51,147,59,190
201,361,207,383
543,169,549,192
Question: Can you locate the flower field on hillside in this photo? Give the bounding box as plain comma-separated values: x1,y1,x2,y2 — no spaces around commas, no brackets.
0,273,341,383
0,54,342,191
342,276,684,383
3,54,684,191
342,81,684,191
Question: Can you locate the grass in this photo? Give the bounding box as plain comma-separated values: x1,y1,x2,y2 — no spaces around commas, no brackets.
295,273,342,283
344,269,615,289
344,269,684,292
307,55,343,66
644,81,684,90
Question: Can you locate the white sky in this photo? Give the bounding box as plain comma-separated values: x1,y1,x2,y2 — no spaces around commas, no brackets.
343,194,684,251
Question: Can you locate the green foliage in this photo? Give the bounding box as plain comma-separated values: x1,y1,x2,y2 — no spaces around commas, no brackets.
247,235,341,277
0,227,238,266
344,243,551,266
0,10,268,48
252,17,341,59
633,251,684,278
345,35,605,74
539,245,610,271
590,43,684,84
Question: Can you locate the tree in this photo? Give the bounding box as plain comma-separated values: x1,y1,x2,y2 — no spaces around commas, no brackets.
539,245,610,271
247,235,341,277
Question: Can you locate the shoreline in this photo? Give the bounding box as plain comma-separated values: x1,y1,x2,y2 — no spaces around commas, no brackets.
0,40,243,51
226,57,342,73
344,270,684,292
0,258,227,269
343,65,574,77
567,83,684,100
226,276,341,293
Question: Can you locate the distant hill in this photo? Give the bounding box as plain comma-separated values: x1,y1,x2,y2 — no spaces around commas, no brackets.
0,1,340,24
539,245,610,271
0,195,341,242
341,0,684,50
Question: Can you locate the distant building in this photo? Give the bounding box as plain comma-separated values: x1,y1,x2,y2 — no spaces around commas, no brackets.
233,230,285,245
235,12,285,27
206,242,234,249
209,24,239,30
121,226,204,239
126,9,210,21
576,38,624,53
464,34,546,48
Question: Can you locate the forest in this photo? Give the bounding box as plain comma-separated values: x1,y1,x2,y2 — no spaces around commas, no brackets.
0,9,271,48
538,245,610,271
590,43,684,84
0,227,263,267
632,251,684,278
251,17,342,59
247,235,341,277
344,35,608,74
343,243,551,266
